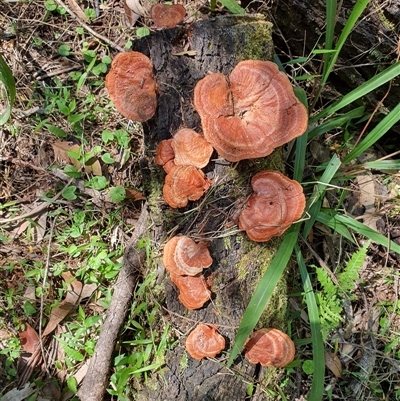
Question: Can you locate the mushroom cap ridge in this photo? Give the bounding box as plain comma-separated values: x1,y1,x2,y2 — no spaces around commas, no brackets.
194,60,308,162
105,51,156,122
238,170,305,242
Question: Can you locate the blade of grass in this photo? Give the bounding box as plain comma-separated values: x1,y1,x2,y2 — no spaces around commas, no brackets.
293,133,309,182
316,211,354,243
326,211,400,254
343,102,400,163
0,53,16,125
322,0,337,76
311,61,400,122
321,0,369,87
308,106,365,140
227,223,300,367
296,245,325,401
303,154,342,238
219,0,245,14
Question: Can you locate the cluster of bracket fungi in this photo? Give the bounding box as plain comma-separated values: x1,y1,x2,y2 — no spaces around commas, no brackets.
105,21,308,366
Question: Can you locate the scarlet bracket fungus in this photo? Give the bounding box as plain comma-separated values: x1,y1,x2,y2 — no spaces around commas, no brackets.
155,138,176,173
244,328,295,368
163,165,211,208
105,52,156,122
172,128,214,169
170,273,211,310
194,60,308,162
163,235,213,276
238,170,305,242
150,3,186,28
185,323,226,359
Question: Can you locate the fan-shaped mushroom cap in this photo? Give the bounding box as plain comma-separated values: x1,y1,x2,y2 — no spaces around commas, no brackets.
194,60,308,162
150,4,186,28
172,128,214,168
163,235,213,276
155,139,176,173
105,52,156,122
185,324,226,360
244,328,295,368
170,273,211,310
163,165,211,208
238,170,305,242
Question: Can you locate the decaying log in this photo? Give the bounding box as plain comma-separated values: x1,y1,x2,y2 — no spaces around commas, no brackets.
77,206,148,401
129,14,290,401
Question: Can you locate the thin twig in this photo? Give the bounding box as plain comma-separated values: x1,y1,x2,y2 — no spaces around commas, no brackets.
54,0,125,53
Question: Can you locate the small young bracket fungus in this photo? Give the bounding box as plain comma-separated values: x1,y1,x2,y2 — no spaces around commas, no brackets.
172,128,214,169
244,328,295,368
194,60,308,162
170,273,211,310
238,170,305,242
185,323,226,360
105,52,156,122
155,138,176,173
163,165,211,208
163,235,213,276
150,3,186,28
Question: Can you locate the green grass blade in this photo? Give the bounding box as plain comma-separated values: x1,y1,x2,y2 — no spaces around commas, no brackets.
219,0,245,14
321,0,370,87
343,102,400,163
227,224,300,367
322,0,337,77
303,154,342,238
363,160,400,171
316,210,354,243
311,61,400,122
308,106,365,140
293,132,309,183
296,245,325,401
0,53,16,125
330,212,400,254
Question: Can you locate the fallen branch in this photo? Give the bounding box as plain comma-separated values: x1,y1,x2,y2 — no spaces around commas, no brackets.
77,204,148,401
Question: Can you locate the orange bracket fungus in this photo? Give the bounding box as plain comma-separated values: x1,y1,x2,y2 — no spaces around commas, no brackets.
185,323,226,359
105,51,156,122
170,273,211,310
155,138,175,173
150,3,186,28
194,60,308,162
238,170,305,242
163,235,213,276
244,328,295,368
171,128,214,169
163,165,211,208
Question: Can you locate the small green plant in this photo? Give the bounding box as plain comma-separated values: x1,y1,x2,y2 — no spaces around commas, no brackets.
0,53,16,125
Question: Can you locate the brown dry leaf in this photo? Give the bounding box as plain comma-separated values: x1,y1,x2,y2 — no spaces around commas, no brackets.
52,141,82,170
42,272,97,337
19,323,40,353
85,158,102,176
65,0,89,23
325,352,342,378
125,188,146,201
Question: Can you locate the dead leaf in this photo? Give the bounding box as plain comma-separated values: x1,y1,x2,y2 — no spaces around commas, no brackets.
125,188,146,201
42,272,97,336
52,141,82,170
85,158,102,176
325,352,342,378
172,50,197,56
65,0,89,23
19,323,40,353
1,383,37,401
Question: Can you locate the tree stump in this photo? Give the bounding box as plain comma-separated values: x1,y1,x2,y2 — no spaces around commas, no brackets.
130,14,291,400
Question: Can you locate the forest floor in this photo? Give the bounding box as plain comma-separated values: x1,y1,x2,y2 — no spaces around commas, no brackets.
1,1,400,400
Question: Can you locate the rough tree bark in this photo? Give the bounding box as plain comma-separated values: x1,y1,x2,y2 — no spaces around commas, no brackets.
130,14,290,401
